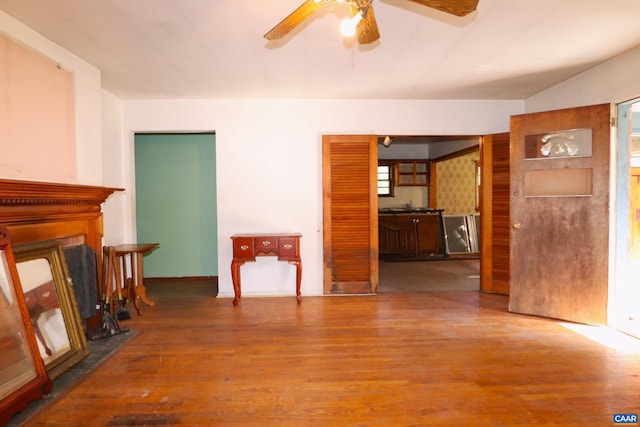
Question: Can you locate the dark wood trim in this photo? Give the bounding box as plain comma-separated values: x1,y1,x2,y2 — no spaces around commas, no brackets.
429,162,437,208
431,144,480,163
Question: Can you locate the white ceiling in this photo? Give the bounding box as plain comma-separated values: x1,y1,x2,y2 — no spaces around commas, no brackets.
1,0,640,101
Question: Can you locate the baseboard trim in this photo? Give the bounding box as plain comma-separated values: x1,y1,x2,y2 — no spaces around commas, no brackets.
145,276,218,281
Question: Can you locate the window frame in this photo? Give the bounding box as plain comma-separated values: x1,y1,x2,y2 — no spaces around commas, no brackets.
377,162,395,197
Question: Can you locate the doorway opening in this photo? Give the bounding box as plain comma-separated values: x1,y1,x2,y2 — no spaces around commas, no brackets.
611,99,640,338
376,135,481,293
134,132,218,286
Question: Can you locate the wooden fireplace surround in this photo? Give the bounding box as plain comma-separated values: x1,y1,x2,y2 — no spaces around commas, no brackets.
0,178,122,328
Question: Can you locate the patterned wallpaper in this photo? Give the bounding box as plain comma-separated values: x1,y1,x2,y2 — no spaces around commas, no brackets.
436,151,479,215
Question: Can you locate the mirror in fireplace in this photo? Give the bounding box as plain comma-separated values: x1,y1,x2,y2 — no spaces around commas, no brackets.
14,240,89,379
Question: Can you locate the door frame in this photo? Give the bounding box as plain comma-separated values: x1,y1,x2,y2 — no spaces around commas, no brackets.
323,133,498,294
610,99,640,337
134,132,218,279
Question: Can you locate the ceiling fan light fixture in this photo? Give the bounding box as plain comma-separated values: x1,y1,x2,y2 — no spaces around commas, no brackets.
265,0,475,44
340,11,363,37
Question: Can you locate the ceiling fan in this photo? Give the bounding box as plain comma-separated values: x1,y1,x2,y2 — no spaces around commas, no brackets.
264,0,479,45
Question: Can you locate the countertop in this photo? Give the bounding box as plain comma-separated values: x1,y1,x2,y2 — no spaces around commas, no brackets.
378,208,444,215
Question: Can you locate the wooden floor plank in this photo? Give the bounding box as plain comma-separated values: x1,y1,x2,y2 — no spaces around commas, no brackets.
18,278,640,426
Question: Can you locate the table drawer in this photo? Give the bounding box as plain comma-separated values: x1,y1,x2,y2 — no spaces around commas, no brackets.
278,237,299,259
232,237,255,259
256,237,277,251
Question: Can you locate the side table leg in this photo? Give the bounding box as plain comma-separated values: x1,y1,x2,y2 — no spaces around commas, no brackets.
290,259,302,304
135,252,155,307
231,260,243,306
117,253,141,316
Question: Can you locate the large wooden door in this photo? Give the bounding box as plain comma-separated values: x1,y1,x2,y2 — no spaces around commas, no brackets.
509,104,611,324
480,133,510,295
322,135,378,294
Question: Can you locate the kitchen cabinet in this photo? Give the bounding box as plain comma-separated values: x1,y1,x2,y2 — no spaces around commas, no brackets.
396,160,430,186
379,210,444,259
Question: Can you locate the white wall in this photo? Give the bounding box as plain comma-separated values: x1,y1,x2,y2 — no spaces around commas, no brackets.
15,5,640,302
120,99,521,300
101,90,129,246
0,11,103,185
1,9,523,300
526,45,640,112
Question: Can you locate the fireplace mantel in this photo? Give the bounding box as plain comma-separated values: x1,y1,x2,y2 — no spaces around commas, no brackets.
0,179,123,330
0,178,122,248
0,179,121,224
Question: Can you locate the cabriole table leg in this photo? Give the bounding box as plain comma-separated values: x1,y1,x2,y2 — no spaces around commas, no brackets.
231,260,244,306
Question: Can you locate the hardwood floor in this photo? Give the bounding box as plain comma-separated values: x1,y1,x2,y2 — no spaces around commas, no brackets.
19,278,640,426
378,259,480,293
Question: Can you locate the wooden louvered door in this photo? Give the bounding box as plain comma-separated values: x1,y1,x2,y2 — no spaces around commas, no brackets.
479,133,511,295
322,135,378,294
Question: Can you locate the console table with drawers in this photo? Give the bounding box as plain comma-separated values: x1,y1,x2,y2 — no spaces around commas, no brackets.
230,233,302,306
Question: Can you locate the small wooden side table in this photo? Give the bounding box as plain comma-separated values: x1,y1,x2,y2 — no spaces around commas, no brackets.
230,233,302,306
113,243,159,314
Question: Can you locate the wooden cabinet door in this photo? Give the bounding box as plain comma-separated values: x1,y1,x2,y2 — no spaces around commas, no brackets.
509,104,611,325
395,215,417,256
322,135,378,294
378,215,398,255
396,160,430,186
415,214,442,256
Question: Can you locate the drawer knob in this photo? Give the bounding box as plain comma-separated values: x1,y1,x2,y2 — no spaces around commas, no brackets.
240,244,249,251
42,291,50,298
262,240,271,246
284,243,293,249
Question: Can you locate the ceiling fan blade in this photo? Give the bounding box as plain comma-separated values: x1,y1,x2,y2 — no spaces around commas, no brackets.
406,0,479,17
357,5,380,44
264,0,326,40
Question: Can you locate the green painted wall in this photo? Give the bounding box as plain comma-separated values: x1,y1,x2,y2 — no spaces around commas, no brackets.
134,133,217,278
